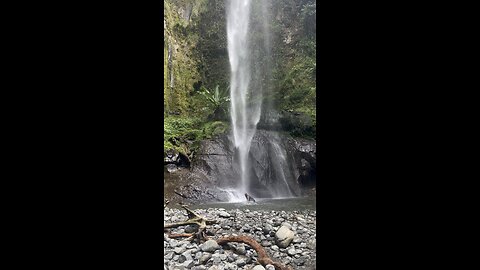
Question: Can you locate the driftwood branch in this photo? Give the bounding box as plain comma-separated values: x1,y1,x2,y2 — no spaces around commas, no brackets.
164,204,217,242
168,233,195,239
217,236,293,270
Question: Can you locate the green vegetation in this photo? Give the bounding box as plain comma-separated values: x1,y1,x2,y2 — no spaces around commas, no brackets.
163,0,231,157
164,116,229,157
272,1,316,138
275,41,316,138
163,0,317,157
198,85,230,121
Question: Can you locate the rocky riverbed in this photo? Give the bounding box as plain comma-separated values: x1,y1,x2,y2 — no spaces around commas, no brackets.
164,207,317,270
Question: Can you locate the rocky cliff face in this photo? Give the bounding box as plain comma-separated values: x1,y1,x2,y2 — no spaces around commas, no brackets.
165,129,316,203
164,0,229,116
163,0,317,203
163,0,206,115
164,0,316,122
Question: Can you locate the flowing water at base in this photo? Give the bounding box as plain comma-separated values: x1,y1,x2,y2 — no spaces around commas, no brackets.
218,188,247,203
172,196,316,211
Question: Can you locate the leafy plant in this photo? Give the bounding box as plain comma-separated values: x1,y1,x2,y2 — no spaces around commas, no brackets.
164,115,230,158
164,116,202,153
202,121,229,139
198,85,230,120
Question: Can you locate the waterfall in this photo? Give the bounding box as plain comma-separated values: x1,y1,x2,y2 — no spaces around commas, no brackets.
226,0,294,200
269,134,294,198
226,0,258,196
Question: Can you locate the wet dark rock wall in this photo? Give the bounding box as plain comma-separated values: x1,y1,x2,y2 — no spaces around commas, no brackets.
167,129,316,202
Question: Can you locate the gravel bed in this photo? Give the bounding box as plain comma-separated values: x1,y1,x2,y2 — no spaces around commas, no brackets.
164,208,316,270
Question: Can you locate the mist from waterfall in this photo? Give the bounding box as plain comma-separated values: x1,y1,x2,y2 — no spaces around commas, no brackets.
226,0,294,200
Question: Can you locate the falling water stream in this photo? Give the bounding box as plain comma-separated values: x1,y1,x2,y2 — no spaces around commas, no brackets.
270,134,294,197
227,0,259,197
226,0,296,201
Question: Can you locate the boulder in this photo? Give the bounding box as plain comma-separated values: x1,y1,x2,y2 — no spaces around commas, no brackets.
166,164,178,173
275,225,295,248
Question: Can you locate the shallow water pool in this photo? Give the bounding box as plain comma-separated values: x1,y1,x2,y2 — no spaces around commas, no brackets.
170,196,316,211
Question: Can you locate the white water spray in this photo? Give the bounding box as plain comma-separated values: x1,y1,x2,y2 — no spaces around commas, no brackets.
226,0,261,195
226,0,296,200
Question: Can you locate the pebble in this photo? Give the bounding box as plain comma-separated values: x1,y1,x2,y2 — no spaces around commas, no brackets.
263,224,273,234
211,254,222,264
165,252,174,260
261,240,271,247
195,251,202,259
235,245,246,255
183,260,195,268
201,240,220,252
293,256,307,266
293,237,302,243
235,257,246,267
185,225,197,233
174,246,186,254
218,211,231,218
